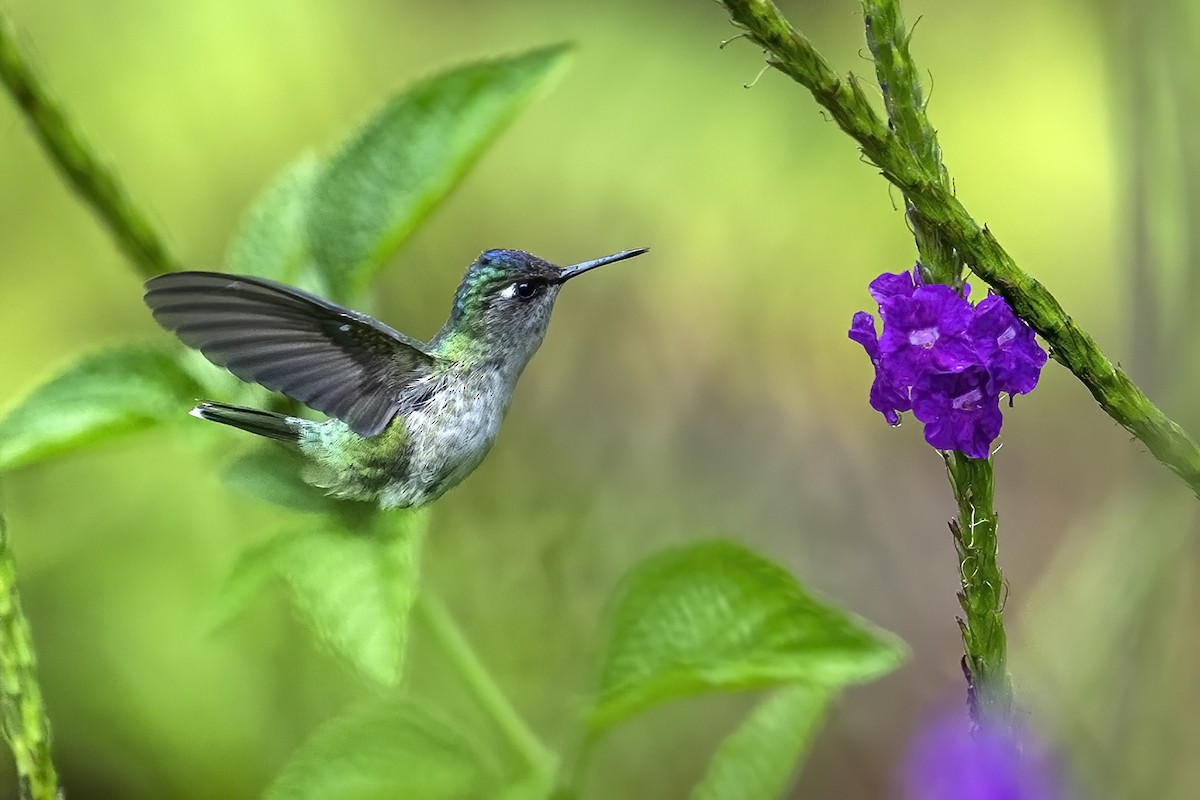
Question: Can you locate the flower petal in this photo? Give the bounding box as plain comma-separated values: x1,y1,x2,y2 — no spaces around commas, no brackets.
850,310,910,425
848,311,880,362
868,270,917,306
870,368,911,425
969,295,1047,395
878,286,980,384
910,366,1002,458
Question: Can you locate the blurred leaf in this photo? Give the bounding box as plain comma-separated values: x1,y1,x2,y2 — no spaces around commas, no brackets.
309,44,573,298
265,700,501,800
281,509,428,686
225,152,322,282
221,446,362,515
208,528,300,633
495,772,555,800
589,540,904,731
0,346,201,470
217,509,428,685
176,346,254,402
1013,490,1200,799
212,447,377,627
692,686,830,800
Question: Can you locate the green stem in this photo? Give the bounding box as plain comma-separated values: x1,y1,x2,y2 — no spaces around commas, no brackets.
414,591,556,782
550,730,596,800
859,0,1013,724
861,0,960,287
945,455,1011,728
716,0,1200,496
0,508,61,799
0,11,180,278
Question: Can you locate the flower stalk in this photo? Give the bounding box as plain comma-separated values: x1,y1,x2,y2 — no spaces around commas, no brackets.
716,0,1200,497
858,0,1014,725
861,0,960,288
945,454,1011,728
0,509,61,800
0,11,179,279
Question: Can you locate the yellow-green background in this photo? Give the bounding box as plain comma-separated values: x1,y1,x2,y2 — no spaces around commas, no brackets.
2,0,1196,797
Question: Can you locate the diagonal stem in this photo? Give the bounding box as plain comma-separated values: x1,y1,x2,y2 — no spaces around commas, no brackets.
0,11,180,278
716,0,1200,497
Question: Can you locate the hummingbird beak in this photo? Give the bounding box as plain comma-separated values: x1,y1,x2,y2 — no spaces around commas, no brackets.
556,248,649,283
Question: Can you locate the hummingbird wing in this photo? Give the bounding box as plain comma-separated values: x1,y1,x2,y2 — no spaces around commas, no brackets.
144,271,438,437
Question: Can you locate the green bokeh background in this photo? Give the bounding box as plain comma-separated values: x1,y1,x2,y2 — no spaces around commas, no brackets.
2,0,1197,797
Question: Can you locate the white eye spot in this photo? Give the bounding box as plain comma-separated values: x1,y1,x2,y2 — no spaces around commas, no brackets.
500,283,517,300
339,323,352,333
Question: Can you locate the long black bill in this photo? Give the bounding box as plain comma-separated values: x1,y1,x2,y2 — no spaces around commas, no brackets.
556,247,649,283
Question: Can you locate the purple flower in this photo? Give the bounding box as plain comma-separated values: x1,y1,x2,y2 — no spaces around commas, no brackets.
869,270,918,307
849,311,911,425
969,295,1048,396
911,366,1002,459
903,714,1067,800
849,311,882,362
879,284,978,384
850,268,1046,457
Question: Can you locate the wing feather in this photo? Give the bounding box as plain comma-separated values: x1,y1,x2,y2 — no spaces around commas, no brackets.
144,271,437,436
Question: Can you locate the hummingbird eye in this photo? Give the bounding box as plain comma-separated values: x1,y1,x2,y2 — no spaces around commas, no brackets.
513,281,541,300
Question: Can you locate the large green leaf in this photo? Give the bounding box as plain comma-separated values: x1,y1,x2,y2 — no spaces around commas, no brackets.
220,446,366,516
692,686,830,800
282,509,427,686
218,509,428,686
0,346,201,470
309,45,572,298
589,540,905,731
225,152,322,283
208,528,298,634
265,701,501,800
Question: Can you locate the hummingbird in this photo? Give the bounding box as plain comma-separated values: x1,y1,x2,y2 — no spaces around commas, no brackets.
143,247,648,508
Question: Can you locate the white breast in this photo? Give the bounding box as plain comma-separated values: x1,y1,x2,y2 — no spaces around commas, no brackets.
380,367,512,507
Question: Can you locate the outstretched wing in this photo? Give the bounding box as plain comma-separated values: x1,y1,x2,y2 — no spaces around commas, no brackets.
144,271,437,437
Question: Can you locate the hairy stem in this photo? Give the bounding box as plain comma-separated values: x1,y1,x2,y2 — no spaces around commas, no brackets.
414,591,556,782
945,455,1011,727
0,509,61,800
0,12,179,278
716,0,1200,496
861,0,960,287
860,0,1012,722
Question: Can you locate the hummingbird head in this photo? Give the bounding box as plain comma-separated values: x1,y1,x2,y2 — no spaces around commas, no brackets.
441,247,648,365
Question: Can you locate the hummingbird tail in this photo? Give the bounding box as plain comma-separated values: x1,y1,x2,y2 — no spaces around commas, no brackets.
190,402,300,443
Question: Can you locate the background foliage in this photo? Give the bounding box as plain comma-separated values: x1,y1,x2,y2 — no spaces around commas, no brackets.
1,0,1197,797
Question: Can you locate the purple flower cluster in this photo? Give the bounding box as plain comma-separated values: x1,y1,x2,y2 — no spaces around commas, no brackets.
849,268,1047,459
903,713,1068,800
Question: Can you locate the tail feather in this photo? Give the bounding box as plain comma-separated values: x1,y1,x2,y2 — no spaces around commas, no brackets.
190,401,300,443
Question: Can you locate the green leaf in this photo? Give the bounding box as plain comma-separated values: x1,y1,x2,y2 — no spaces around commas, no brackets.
282,509,428,686
265,701,501,800
226,152,322,282
217,509,428,685
692,686,830,800
220,446,366,516
0,346,201,470
208,529,300,633
309,44,573,298
494,772,556,800
589,540,905,731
